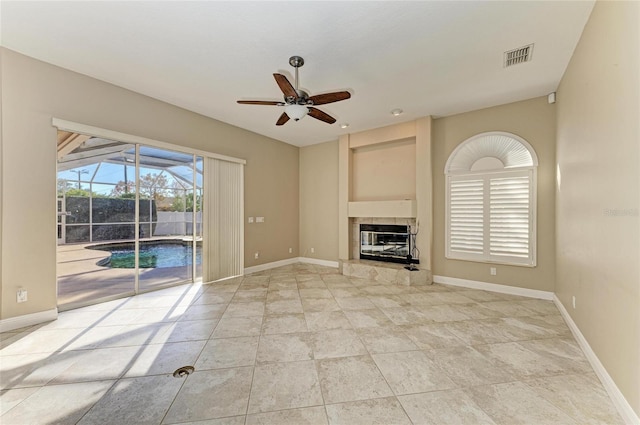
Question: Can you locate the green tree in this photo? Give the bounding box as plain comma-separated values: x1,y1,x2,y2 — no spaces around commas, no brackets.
64,188,91,197
111,173,170,200
57,179,73,195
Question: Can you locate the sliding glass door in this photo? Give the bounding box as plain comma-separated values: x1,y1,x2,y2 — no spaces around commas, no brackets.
137,146,203,291
56,134,203,309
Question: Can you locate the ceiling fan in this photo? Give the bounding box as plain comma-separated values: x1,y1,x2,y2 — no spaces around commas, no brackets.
237,56,351,126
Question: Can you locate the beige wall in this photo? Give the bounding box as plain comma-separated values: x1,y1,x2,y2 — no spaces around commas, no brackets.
0,48,299,320
556,0,640,416
432,96,556,292
299,140,339,261
0,49,4,319
351,138,416,201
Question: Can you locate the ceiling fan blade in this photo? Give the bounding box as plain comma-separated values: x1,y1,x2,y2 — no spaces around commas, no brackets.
276,112,290,126
273,73,298,100
237,100,284,106
308,91,351,105
307,107,336,124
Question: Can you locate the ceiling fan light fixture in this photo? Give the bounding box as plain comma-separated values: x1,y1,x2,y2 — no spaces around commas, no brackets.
340,123,349,129
285,104,308,121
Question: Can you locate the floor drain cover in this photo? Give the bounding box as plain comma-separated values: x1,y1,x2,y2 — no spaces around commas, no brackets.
173,366,195,378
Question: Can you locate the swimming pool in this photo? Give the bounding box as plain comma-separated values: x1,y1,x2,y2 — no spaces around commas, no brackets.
91,241,202,269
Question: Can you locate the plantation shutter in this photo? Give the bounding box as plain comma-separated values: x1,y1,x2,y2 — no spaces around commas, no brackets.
488,172,533,264
448,177,484,257
446,170,535,266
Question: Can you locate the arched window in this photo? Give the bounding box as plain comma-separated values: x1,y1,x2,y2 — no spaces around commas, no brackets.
445,132,538,266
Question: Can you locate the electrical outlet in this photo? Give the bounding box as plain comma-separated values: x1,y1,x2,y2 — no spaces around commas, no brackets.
289,248,293,254
256,216,265,223
572,296,576,309
17,289,28,303
310,247,315,254
490,267,497,276
254,252,259,259
248,217,254,223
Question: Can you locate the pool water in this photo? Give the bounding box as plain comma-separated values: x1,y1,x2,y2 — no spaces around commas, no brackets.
93,242,202,269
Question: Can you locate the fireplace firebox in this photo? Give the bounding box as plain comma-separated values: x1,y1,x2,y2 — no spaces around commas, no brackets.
359,224,417,264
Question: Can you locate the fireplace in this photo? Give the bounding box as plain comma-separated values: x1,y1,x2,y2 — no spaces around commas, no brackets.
359,224,417,264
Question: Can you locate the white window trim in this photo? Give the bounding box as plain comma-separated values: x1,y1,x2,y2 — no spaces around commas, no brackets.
445,132,537,267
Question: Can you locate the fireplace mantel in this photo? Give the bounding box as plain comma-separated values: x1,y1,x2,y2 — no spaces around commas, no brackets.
348,200,416,218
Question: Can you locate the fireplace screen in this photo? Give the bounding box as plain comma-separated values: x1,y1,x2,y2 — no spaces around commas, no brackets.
359,224,412,264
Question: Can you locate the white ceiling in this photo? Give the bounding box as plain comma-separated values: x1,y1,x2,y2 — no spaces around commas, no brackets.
1,1,594,147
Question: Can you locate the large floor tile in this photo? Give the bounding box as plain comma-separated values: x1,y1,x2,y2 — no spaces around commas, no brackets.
480,301,539,317
301,298,341,313
310,329,368,359
443,320,514,345
325,397,412,425
179,304,227,321
0,328,85,356
163,367,253,423
0,380,114,425
398,389,497,425
195,336,258,370
415,304,472,322
246,406,328,425
356,326,418,354
265,299,304,315
97,323,174,348
165,416,245,425
465,381,578,425
212,316,263,338
525,373,624,424
124,340,207,377
256,333,313,364
316,355,393,404
299,288,333,299
0,265,620,425
78,375,183,424
0,387,39,415
305,311,353,331
380,307,430,326
424,345,518,387
0,351,80,390
372,350,457,395
248,360,323,413
192,292,235,305
232,289,267,303
262,314,308,334
366,295,408,309
223,302,265,318
335,297,376,310
156,319,219,343
402,323,466,350
344,309,393,328
50,346,144,384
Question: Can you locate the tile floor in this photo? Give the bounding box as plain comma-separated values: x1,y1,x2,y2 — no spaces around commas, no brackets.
0,264,623,425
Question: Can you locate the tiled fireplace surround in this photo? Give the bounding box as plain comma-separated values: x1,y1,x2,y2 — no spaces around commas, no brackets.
338,119,433,287
340,217,432,286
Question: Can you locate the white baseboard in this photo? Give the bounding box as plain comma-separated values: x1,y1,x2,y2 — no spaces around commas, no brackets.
243,257,339,275
432,275,554,300
243,257,300,275
298,257,340,268
553,295,639,425
0,308,58,333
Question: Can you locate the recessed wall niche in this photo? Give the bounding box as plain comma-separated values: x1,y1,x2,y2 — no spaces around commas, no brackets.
350,137,416,201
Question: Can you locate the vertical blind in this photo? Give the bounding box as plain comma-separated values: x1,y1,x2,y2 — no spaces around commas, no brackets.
447,169,535,266
206,158,244,281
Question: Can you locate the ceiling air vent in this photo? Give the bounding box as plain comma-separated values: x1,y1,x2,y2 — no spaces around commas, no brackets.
504,44,534,67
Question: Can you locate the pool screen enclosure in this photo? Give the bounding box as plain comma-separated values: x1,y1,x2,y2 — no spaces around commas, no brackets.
55,126,243,310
